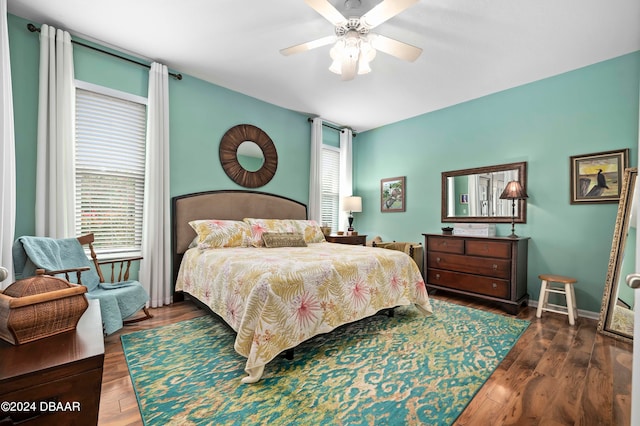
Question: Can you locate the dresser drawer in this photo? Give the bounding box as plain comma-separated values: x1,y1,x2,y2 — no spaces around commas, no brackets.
427,252,511,279
427,237,464,254
427,269,510,299
466,240,512,259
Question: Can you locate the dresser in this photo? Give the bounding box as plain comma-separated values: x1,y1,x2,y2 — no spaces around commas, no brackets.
423,234,529,314
0,300,104,425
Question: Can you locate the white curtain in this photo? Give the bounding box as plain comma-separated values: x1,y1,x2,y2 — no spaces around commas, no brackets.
140,62,171,307
35,24,75,238
338,128,353,231
0,0,15,287
308,117,323,221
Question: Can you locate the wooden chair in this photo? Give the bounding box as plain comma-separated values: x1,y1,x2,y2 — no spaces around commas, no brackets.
32,233,153,333
372,241,424,276
77,233,153,324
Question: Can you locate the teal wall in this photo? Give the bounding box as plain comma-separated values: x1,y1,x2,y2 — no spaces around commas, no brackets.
9,14,310,241
353,51,640,313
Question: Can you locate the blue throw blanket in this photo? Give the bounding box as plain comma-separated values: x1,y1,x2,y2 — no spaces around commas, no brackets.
12,236,149,335
12,236,102,291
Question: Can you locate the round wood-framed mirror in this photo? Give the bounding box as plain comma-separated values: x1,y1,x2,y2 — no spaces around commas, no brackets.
219,124,278,188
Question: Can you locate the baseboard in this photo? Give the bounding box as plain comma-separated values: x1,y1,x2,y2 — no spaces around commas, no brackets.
528,300,600,320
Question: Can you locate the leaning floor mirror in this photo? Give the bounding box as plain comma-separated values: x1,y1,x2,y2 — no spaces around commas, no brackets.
598,167,637,342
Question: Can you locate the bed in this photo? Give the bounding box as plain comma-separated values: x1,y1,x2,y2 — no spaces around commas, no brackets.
172,190,432,383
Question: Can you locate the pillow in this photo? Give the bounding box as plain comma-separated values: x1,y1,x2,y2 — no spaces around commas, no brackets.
262,232,307,248
243,218,297,247
189,220,252,249
290,220,326,243
243,218,326,246
188,235,199,249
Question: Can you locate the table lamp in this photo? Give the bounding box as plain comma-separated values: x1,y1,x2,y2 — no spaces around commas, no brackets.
499,181,528,238
343,196,362,232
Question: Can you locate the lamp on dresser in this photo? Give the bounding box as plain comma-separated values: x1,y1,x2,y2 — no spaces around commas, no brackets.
343,196,362,232
499,181,528,238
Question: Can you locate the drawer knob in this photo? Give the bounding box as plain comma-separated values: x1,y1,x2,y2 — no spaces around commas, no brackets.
436,257,441,263
492,283,497,288
442,242,447,246
492,264,498,270
436,273,440,279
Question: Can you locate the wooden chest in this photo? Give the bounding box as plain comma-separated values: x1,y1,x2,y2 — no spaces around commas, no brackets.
0,300,104,425
423,234,529,314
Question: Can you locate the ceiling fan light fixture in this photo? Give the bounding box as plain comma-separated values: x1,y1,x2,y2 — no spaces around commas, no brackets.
341,56,358,80
357,39,375,74
343,31,360,59
357,56,371,75
328,32,377,79
330,40,344,59
329,39,345,74
282,0,422,80
329,58,342,74
361,38,376,60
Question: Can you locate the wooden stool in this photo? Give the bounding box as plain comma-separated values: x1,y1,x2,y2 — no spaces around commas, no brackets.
536,274,579,325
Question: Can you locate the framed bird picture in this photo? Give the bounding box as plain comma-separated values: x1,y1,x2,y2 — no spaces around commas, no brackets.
570,149,629,204
381,176,406,212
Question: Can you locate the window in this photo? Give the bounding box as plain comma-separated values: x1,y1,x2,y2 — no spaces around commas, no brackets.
74,81,147,257
321,145,340,231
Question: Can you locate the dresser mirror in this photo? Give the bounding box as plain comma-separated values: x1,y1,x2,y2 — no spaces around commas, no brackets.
598,167,637,342
441,162,527,223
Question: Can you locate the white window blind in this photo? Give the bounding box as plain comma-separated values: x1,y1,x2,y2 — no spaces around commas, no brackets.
321,146,340,231
75,86,147,257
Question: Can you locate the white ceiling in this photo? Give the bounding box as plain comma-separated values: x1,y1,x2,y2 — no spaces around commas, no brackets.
7,0,640,132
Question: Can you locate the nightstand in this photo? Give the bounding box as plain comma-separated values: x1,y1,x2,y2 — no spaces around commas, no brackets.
325,234,367,246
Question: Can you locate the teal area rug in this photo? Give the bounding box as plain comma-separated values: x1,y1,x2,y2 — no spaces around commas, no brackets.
122,299,529,425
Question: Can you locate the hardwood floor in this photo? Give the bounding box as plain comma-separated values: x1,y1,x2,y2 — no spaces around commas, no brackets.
98,293,632,425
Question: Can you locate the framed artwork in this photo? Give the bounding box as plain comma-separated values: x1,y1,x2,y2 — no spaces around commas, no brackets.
460,194,469,204
570,149,629,204
381,176,406,212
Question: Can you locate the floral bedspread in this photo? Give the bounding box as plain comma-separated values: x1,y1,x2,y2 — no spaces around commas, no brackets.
175,242,432,383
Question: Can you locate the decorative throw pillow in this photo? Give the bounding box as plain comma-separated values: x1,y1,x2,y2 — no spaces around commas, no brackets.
290,220,326,243
189,220,252,249
243,218,297,247
188,235,199,249
262,232,307,248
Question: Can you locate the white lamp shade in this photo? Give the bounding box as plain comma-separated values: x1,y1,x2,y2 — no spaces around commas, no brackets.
343,196,362,212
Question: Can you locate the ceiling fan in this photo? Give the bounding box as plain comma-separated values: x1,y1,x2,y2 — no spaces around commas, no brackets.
280,0,422,81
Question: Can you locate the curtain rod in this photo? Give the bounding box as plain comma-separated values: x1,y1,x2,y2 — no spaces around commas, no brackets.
27,23,182,81
306,118,357,137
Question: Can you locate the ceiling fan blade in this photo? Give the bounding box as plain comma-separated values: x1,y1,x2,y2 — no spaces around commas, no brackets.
360,0,419,29
369,34,422,62
280,35,337,56
305,0,347,26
